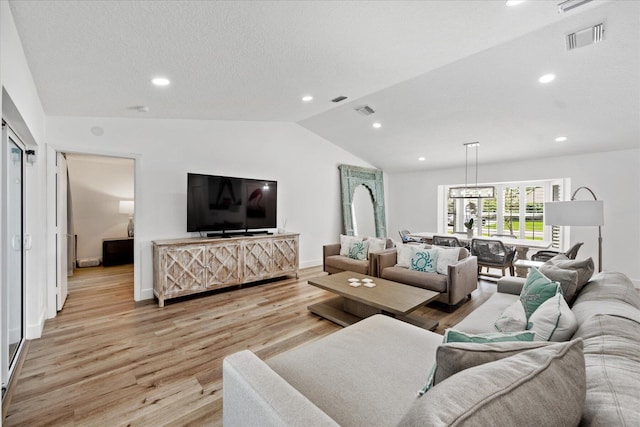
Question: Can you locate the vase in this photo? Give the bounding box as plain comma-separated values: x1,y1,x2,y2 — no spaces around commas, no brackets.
466,229,473,239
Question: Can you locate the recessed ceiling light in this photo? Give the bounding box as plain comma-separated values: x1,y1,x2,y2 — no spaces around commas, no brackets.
505,0,525,6
538,73,556,84
151,77,170,86
418,157,426,161
372,122,382,129
555,136,568,142
302,95,313,102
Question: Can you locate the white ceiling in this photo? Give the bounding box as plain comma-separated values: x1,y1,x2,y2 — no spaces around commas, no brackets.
8,0,640,172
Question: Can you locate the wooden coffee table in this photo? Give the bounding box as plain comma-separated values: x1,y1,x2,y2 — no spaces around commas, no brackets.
307,271,440,331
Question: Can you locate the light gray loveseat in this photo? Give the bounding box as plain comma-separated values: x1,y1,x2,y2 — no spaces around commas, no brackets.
375,246,478,309
223,270,640,426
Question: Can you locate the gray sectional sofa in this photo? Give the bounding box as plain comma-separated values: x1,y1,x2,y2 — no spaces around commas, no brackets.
223,270,640,426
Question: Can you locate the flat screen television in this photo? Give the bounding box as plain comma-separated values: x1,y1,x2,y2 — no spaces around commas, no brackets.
187,173,277,235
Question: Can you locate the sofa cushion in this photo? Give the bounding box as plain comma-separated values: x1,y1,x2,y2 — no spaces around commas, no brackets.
443,329,535,343
573,314,640,425
348,240,368,260
267,315,443,427
435,247,461,275
455,292,520,334
339,234,363,256
324,255,368,275
399,339,586,427
538,263,579,303
519,268,561,321
546,254,594,292
381,266,448,293
432,341,551,386
528,292,577,341
409,248,438,273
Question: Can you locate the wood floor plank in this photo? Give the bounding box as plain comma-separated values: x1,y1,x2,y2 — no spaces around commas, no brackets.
3,264,496,426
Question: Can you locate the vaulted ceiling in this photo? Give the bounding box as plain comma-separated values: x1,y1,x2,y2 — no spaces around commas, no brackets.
8,0,639,171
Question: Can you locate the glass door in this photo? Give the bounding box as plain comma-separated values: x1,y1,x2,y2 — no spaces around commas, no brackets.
1,123,25,396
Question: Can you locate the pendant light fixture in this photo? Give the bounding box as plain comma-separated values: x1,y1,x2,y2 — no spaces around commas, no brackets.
448,142,495,199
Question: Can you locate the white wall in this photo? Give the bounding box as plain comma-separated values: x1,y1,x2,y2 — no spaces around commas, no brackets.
387,148,640,284
45,116,374,301
1,1,48,338
66,155,134,261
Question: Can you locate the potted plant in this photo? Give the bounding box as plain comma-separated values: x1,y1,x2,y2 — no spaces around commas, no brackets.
464,218,474,238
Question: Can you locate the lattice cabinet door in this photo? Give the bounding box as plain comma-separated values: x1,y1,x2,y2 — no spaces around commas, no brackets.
162,245,207,298
243,239,274,282
205,241,241,289
272,237,299,275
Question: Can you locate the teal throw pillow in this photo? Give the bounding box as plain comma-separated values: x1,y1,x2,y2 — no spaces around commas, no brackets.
443,329,536,344
519,268,562,321
348,240,369,261
418,329,535,396
409,248,438,273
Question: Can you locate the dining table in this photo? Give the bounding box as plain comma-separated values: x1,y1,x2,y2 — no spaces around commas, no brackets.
409,231,552,278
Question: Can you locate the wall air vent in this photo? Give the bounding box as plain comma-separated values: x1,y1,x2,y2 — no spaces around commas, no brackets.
566,23,604,51
332,96,348,103
558,0,593,13
354,105,375,116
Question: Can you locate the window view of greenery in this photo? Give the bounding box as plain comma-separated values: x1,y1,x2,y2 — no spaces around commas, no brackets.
446,185,545,241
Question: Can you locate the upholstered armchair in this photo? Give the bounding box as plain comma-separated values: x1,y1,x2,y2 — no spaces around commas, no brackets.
323,238,395,276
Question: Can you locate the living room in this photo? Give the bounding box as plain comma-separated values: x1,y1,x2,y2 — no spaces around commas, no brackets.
1,0,639,425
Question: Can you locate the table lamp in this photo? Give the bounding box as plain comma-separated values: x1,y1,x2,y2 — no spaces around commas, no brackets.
544,187,603,272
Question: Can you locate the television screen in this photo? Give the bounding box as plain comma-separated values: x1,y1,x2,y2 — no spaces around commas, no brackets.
187,173,277,233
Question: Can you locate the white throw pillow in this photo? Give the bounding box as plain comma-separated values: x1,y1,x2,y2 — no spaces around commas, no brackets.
397,244,426,268
339,234,364,257
435,247,461,275
495,300,528,333
528,292,578,342
367,237,387,258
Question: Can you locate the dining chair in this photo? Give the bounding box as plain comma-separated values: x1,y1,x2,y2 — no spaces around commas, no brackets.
432,235,462,247
471,238,517,277
398,229,423,244
531,242,584,262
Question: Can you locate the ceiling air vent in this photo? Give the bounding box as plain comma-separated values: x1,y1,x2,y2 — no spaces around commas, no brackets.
558,0,593,13
566,23,604,51
332,96,348,103
354,105,375,116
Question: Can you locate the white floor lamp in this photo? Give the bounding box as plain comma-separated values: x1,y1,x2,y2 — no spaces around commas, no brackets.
544,186,604,272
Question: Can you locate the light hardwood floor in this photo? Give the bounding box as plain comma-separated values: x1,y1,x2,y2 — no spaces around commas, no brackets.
4,265,496,426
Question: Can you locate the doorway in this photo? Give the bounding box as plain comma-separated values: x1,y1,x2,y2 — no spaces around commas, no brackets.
50,152,136,315
1,122,26,395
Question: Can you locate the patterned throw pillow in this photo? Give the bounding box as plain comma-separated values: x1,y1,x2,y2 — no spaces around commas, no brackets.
396,244,427,268
519,268,562,321
348,240,369,261
339,234,364,256
410,248,439,273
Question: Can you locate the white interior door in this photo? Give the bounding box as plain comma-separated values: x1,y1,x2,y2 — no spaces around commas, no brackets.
56,152,68,311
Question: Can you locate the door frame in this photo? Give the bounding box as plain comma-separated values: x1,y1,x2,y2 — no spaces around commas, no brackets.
45,145,140,319
1,122,27,389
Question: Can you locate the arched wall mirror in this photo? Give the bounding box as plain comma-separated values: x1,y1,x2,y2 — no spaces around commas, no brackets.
339,164,387,238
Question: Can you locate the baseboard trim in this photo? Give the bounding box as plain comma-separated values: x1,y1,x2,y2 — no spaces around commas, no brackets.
26,308,45,339
300,259,322,269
